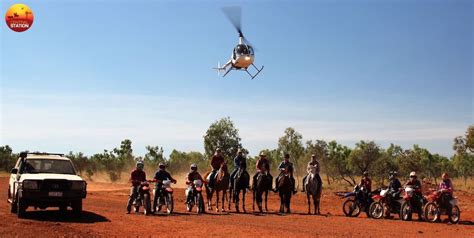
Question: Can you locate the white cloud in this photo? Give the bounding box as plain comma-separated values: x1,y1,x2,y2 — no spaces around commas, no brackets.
0,90,467,157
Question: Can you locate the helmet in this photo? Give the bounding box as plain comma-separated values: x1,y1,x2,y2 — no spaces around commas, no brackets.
259,152,266,157
136,161,144,170
190,163,197,171
363,171,369,176
159,163,166,169
409,171,417,177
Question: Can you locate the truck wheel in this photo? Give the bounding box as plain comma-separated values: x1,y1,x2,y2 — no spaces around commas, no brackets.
59,204,68,213
72,199,82,217
17,197,27,218
11,200,17,213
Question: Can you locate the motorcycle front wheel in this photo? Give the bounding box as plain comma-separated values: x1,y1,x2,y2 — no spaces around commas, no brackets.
400,201,413,221
423,202,439,223
143,193,151,215
449,205,460,224
166,193,174,214
197,193,205,214
369,202,384,219
343,199,361,217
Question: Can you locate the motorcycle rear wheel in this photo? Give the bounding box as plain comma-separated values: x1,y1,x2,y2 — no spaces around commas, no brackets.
343,199,361,217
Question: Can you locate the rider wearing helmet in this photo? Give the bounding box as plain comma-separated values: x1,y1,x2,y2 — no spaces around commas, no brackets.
405,171,424,220
208,148,225,188
275,153,296,194
439,173,454,216
230,148,247,189
405,171,422,191
186,164,204,185
152,163,177,213
387,171,402,203
126,161,147,214
252,152,272,190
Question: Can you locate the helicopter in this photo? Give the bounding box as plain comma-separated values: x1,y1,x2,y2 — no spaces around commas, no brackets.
213,6,264,80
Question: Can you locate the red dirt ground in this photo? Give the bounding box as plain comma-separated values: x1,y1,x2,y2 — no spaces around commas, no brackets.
1,177,473,237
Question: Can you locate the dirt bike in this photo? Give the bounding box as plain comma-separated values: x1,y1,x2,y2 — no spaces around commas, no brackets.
342,185,373,217
400,186,426,221
186,179,205,214
133,181,152,215
369,188,403,219
424,189,460,224
154,179,174,214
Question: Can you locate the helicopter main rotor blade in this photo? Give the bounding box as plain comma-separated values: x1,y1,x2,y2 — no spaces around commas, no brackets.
222,6,242,36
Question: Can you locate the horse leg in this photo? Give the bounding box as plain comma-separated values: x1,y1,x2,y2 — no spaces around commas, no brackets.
228,187,232,211
242,190,246,213
287,194,291,214
222,190,226,212
316,195,321,215
235,190,240,213
307,192,311,214
252,189,255,211
206,188,212,211
264,191,268,212
215,191,220,212
279,193,284,213
313,196,318,215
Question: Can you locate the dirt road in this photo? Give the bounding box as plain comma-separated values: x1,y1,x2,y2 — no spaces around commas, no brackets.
1,177,473,237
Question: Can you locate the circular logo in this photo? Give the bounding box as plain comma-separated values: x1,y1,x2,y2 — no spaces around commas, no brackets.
5,4,34,32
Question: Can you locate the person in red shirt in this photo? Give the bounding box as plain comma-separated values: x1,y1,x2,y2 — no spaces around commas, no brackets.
359,171,372,193
126,161,147,214
252,152,272,190
208,148,225,188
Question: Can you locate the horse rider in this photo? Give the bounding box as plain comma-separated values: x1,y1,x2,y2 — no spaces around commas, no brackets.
230,148,248,189
252,152,272,190
126,161,147,214
208,148,225,188
152,163,177,213
302,153,321,192
274,153,297,194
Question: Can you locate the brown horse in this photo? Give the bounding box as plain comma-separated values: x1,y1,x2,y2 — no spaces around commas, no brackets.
205,163,230,212
252,172,272,213
277,169,293,214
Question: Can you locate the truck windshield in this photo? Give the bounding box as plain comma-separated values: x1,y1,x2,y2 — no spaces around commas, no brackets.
22,159,76,175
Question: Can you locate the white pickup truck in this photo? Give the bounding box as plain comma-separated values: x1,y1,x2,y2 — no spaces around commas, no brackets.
7,152,87,218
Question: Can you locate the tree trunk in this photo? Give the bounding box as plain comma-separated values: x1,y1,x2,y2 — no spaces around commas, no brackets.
326,173,331,185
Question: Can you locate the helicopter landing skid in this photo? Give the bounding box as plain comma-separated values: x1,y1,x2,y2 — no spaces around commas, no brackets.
244,63,264,80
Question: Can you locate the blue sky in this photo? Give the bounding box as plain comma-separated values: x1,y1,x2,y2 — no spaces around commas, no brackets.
1,0,472,157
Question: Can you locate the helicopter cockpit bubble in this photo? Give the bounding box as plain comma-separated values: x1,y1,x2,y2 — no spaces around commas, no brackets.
234,44,253,56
